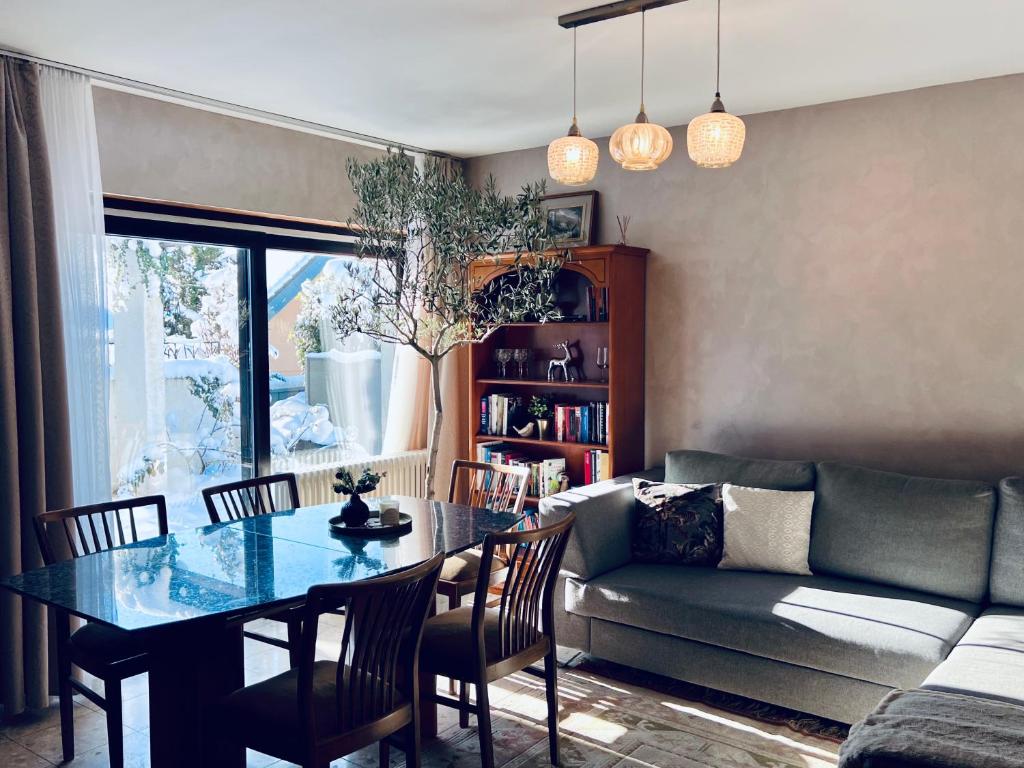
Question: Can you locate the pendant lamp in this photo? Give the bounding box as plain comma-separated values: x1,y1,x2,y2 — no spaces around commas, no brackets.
548,27,599,186
609,10,672,171
687,0,745,168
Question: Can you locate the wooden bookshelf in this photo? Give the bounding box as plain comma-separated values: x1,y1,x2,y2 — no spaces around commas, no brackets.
464,244,647,504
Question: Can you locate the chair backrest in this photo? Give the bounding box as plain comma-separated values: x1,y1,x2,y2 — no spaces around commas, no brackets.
473,511,576,660
202,473,300,524
297,551,444,749
448,460,529,515
34,496,169,565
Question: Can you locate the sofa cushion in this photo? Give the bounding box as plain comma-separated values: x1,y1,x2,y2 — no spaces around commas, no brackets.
990,478,1024,607
664,449,815,491
922,606,1024,706
567,564,978,689
809,462,996,603
631,480,723,566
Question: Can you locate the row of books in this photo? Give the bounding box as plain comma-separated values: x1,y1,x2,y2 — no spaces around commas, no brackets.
479,394,609,445
584,449,611,486
477,441,567,498
554,402,608,445
586,286,610,321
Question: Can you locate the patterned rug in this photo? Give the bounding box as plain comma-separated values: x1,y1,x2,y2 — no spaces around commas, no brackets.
572,655,850,744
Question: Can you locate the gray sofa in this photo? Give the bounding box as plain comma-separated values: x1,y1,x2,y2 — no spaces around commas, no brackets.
539,449,1024,725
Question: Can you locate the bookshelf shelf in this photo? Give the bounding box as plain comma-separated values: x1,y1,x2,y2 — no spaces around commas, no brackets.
475,378,609,390
474,434,608,451
465,244,647,503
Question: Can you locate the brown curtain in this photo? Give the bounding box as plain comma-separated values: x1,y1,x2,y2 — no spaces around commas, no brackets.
0,56,74,716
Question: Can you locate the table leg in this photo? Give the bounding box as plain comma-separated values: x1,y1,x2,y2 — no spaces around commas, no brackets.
147,621,245,768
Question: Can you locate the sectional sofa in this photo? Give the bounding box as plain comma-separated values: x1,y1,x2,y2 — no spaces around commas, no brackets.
539,449,1024,726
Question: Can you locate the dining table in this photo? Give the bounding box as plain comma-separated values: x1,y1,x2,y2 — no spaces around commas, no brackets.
0,495,521,768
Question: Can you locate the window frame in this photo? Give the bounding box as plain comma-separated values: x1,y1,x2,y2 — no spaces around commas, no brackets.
104,197,359,478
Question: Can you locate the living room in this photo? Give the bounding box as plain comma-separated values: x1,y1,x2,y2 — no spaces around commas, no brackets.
2,2,1023,767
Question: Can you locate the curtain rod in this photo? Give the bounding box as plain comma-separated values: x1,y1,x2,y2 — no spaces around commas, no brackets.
0,47,450,159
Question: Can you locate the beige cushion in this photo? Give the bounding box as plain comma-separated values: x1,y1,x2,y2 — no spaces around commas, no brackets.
718,484,814,575
420,607,508,680
440,548,506,583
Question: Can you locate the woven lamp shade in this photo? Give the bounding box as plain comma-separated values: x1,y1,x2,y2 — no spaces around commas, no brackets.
548,133,599,186
609,116,673,171
687,103,746,169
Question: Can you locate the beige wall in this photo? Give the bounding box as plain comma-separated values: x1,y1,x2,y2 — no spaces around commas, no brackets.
467,74,1024,482
93,87,383,221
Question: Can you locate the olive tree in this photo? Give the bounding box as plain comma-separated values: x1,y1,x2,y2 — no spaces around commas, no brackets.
333,151,562,497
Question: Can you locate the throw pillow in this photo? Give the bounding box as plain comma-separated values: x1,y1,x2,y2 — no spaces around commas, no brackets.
718,484,814,575
632,479,723,566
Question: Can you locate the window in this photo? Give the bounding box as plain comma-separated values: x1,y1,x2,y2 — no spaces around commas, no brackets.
104,202,395,529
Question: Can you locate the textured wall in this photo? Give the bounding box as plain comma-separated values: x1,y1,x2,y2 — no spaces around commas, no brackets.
467,74,1024,481
93,87,382,221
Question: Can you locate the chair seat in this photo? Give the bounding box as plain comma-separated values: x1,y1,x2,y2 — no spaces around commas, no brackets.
440,549,507,584
70,622,147,671
420,606,545,681
220,660,405,761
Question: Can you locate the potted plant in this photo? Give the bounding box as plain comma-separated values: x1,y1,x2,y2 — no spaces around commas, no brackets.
529,396,553,441
333,467,385,527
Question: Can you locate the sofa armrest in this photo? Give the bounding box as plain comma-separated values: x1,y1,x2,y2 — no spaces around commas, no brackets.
538,467,663,581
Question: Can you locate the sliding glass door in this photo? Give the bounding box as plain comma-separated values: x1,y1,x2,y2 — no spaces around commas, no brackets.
264,248,395,474
105,235,252,529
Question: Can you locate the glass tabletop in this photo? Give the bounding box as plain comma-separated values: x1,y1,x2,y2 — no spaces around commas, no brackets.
1,496,520,634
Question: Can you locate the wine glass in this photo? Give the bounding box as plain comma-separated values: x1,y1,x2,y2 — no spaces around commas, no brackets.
595,346,609,382
495,348,513,378
513,348,530,379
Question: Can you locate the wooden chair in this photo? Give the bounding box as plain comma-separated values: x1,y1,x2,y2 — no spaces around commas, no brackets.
33,495,169,768
217,550,445,768
438,460,530,611
419,512,576,768
202,473,304,665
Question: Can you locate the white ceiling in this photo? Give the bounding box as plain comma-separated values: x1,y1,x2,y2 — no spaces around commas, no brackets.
3,0,1024,157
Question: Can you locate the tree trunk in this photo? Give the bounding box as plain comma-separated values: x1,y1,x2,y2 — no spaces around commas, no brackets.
424,357,444,499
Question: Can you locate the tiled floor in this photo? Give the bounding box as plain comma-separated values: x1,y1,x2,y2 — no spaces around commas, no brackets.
1,615,839,768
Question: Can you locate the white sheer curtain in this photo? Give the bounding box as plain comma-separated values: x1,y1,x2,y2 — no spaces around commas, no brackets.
39,68,110,504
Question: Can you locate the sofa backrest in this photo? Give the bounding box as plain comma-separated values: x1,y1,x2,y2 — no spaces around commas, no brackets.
664,449,816,491
810,462,996,603
989,477,1024,607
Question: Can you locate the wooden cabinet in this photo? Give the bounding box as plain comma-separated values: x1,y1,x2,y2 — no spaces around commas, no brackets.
464,244,647,504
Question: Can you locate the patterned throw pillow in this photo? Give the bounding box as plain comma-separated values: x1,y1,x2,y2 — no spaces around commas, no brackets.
717,484,814,575
631,479,724,566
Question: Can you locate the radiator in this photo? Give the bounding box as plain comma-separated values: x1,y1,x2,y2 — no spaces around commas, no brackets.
282,449,429,507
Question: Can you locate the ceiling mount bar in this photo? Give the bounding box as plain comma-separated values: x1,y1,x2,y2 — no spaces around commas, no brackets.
558,0,688,29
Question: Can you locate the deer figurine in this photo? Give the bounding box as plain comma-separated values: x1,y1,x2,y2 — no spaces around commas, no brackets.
547,340,581,382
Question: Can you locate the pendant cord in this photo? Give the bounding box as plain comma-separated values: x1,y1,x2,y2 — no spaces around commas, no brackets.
715,0,721,97
573,26,577,119
640,9,646,108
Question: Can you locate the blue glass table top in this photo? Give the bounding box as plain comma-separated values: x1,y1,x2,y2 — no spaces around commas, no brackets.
1,496,520,633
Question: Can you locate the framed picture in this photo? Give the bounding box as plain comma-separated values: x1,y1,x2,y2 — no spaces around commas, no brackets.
539,191,597,248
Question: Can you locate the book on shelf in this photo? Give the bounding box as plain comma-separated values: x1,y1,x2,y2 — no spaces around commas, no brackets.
585,286,610,322
476,440,566,499
479,393,528,437
553,401,608,444
583,449,611,485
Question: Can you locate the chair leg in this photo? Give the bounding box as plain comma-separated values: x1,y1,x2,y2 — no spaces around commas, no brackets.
378,738,390,767
287,615,303,668
55,613,74,763
407,704,422,768
459,677,470,728
448,591,461,695
104,678,124,768
476,677,494,768
544,648,561,767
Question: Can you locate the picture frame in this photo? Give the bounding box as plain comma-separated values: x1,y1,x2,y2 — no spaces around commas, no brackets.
539,191,598,248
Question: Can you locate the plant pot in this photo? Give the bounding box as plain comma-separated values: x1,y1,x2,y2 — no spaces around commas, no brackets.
536,418,550,442
341,493,371,527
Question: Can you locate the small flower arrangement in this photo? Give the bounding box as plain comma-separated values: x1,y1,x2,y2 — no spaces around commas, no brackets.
333,467,385,496
528,395,552,420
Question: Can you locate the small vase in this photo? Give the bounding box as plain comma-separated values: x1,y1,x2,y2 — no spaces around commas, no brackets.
536,418,550,441
341,493,370,527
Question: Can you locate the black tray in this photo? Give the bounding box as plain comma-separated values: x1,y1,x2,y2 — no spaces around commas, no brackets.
328,512,412,538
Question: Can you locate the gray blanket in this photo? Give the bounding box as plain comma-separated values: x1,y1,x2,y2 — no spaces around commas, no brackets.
839,689,1024,768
